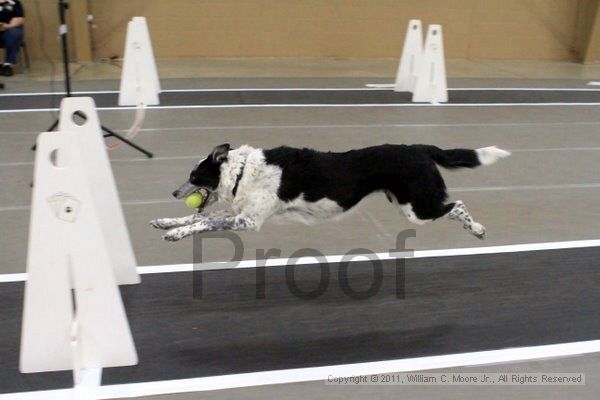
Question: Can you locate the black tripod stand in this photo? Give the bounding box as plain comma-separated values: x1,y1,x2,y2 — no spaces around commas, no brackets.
33,0,153,158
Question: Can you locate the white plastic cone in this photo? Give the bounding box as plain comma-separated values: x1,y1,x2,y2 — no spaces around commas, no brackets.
58,97,139,285
394,19,423,93
119,17,161,106
20,123,138,373
413,24,448,103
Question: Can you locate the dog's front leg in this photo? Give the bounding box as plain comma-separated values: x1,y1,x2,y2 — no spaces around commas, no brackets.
150,209,233,230
150,214,203,230
162,213,256,242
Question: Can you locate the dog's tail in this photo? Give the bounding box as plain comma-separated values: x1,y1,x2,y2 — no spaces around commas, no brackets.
421,145,511,169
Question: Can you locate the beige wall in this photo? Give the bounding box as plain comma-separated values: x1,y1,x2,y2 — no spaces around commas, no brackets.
19,0,599,62
20,0,61,61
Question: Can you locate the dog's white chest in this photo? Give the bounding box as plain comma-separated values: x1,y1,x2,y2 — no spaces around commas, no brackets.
273,196,344,225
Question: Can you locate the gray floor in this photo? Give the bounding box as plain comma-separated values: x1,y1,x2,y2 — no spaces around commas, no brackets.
1,77,599,399
2,80,600,271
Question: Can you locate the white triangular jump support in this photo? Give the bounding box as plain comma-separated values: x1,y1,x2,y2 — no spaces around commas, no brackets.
119,16,161,106
20,98,138,383
412,24,448,103
58,97,140,285
394,19,423,93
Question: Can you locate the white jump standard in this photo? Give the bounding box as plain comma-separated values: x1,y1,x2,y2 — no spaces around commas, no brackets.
395,19,423,93
412,24,448,103
391,19,449,103
20,98,140,395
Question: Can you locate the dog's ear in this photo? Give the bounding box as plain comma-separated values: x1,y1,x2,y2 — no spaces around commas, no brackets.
210,143,230,163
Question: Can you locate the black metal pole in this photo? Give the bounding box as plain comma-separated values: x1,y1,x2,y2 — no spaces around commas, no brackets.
58,0,71,96
102,129,154,158
33,0,153,158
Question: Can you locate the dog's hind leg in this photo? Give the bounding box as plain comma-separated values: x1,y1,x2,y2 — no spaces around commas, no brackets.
400,203,431,225
446,201,486,239
408,197,486,239
385,190,431,226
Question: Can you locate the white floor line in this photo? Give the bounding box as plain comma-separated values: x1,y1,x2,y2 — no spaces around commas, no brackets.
507,147,600,152
366,85,600,92
2,339,600,400
451,87,600,91
449,183,600,192
3,102,600,114
0,90,117,97
1,182,600,213
1,86,600,97
2,239,598,283
4,120,600,136
365,84,395,88
137,238,600,274
105,121,600,131
3,147,599,168
0,272,27,283
0,88,392,97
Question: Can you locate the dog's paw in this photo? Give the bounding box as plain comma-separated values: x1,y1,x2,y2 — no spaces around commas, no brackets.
162,226,193,242
470,222,486,240
150,218,178,230
162,230,184,242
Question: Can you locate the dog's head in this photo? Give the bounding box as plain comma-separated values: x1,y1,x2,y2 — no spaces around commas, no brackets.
172,143,230,199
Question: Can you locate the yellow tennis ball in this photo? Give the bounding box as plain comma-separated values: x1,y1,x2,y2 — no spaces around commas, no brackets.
184,192,204,209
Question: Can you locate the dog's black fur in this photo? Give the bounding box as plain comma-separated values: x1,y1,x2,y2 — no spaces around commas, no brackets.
185,144,230,191
264,144,480,220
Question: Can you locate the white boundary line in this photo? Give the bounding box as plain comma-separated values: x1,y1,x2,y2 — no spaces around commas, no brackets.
0,87,391,98
449,182,600,192
366,85,600,92
1,272,27,283
508,147,600,152
2,239,598,283
3,102,600,114
452,87,600,91
2,339,600,400
1,87,600,97
138,238,600,274
4,120,600,136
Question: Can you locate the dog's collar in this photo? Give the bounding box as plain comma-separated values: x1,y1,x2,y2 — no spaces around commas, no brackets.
232,161,246,197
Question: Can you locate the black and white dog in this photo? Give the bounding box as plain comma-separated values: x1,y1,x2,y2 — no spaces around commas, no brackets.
150,143,510,242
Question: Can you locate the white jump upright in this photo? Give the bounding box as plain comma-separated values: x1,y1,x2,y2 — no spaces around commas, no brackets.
394,19,423,93
119,16,161,106
58,98,140,285
412,24,448,103
20,98,139,386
